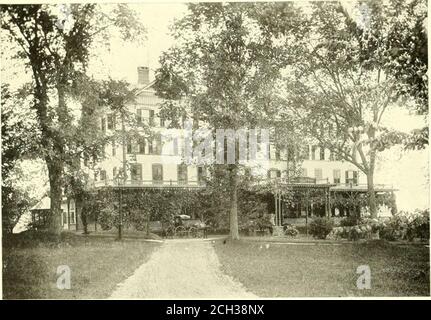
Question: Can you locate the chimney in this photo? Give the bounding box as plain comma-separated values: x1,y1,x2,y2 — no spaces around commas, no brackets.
137,66,150,86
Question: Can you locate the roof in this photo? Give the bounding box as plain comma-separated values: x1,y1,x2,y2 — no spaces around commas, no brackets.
31,197,51,211
30,196,68,211
330,184,398,192
135,80,156,96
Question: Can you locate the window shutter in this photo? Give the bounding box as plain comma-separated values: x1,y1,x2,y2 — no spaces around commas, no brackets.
136,109,142,124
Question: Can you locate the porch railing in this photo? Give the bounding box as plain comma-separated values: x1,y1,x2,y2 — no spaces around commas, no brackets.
92,179,205,188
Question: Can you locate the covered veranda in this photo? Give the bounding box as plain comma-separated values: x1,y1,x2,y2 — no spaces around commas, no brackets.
270,178,397,228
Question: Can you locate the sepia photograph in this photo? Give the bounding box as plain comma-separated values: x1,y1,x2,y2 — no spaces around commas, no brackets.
0,0,429,302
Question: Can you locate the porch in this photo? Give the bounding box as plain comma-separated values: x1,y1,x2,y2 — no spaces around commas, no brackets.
269,178,397,228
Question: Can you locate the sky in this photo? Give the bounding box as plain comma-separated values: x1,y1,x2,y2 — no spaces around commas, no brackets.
88,3,188,84
1,1,429,212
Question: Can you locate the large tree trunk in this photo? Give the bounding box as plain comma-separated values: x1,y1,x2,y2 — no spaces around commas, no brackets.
367,171,377,218
229,165,239,240
46,159,64,234
80,208,88,234
46,81,69,234
77,195,89,234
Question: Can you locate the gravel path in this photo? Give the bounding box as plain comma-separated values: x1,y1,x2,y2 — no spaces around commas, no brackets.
109,239,257,299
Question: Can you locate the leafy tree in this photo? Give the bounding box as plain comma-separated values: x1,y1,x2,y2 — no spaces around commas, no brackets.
381,0,427,149
154,2,305,239
1,4,146,233
1,83,41,234
64,78,142,234
278,1,424,217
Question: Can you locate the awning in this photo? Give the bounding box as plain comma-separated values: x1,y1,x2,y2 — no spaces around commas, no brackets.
30,197,51,211
330,184,398,192
30,196,68,211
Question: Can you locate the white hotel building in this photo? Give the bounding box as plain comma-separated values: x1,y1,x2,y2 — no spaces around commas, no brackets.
55,67,395,231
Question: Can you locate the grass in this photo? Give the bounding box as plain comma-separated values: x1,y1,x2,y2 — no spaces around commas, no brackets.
214,239,430,297
3,231,160,299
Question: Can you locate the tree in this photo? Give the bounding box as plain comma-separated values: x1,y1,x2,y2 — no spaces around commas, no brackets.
1,83,41,234
382,0,428,149
2,4,146,233
154,2,305,239
277,1,424,217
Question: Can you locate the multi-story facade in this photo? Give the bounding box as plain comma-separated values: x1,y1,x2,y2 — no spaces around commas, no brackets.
92,67,208,189
92,67,364,189
58,66,394,231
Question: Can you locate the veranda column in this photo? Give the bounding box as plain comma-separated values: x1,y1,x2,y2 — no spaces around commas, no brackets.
274,191,278,226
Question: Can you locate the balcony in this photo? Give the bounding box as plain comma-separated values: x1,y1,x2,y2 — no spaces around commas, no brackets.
92,179,205,189
330,183,397,192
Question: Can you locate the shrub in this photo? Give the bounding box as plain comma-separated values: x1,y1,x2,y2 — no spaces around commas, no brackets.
379,210,429,241
309,218,334,239
284,225,299,237
380,223,397,241
327,224,372,241
98,207,117,231
408,210,429,240
295,225,308,235
340,216,359,227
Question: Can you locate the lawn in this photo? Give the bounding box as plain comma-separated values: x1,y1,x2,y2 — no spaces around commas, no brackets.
214,240,430,297
2,231,160,299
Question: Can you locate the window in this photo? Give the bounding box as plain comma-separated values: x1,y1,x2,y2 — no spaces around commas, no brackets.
311,145,317,160
101,143,105,157
197,166,206,184
148,139,153,154
149,110,155,126
173,138,179,156
160,114,165,127
107,114,116,130
94,171,98,182
136,109,143,125
69,200,76,224
138,137,146,154
100,170,107,181
333,169,341,184
131,164,142,181
319,146,325,160
303,145,310,160
345,170,358,185
177,164,188,185
267,169,281,179
275,147,281,160
62,210,67,225
152,164,163,184
287,145,295,161
314,168,323,180
113,167,118,180
127,140,133,154
112,141,116,156
154,134,162,155
101,118,106,132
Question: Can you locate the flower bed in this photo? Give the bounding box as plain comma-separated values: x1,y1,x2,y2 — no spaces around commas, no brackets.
327,210,429,242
